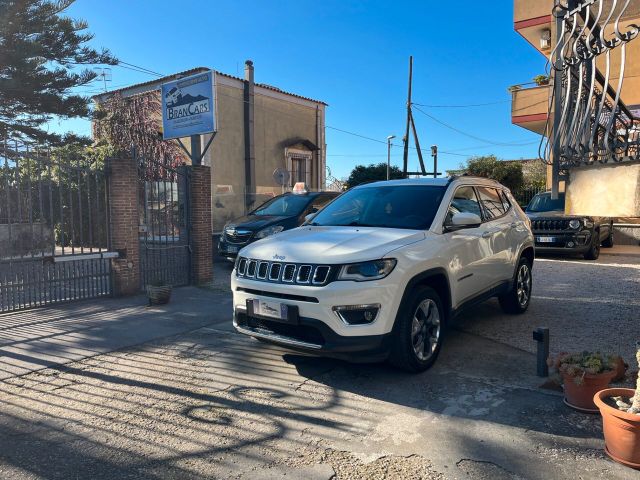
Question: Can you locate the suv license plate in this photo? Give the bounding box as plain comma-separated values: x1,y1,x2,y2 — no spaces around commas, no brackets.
537,236,556,243
255,299,288,320
227,245,239,254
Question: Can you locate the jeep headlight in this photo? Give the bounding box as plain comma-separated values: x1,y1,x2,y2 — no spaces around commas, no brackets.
337,259,397,282
254,225,285,239
569,219,581,229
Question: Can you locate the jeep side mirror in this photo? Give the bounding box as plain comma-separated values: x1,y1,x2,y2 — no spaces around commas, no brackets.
303,212,317,224
448,212,482,230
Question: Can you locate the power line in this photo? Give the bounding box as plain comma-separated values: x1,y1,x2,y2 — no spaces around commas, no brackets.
413,100,510,108
412,105,539,146
116,61,165,77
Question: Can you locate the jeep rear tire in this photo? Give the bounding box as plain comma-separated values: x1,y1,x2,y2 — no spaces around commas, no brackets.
498,256,532,314
602,229,614,248
389,286,444,373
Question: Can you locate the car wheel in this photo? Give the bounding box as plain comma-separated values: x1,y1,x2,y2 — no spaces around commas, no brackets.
584,233,601,260
602,229,614,248
498,257,532,314
389,286,444,373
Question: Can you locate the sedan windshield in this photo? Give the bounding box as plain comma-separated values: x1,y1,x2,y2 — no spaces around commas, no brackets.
252,194,310,216
310,185,446,230
527,193,565,212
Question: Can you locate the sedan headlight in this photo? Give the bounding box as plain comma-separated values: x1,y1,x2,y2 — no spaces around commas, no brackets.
337,259,397,282
569,219,581,229
254,225,285,239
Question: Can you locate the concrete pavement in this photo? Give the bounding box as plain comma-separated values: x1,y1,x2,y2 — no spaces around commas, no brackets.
0,286,231,380
0,255,638,479
0,321,635,479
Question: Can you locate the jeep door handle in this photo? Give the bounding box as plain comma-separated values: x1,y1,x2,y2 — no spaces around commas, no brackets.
481,231,493,239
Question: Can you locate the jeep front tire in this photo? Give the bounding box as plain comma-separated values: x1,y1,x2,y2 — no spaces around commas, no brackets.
389,286,444,373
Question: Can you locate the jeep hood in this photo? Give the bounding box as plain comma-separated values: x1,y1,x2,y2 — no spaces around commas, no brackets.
238,226,426,264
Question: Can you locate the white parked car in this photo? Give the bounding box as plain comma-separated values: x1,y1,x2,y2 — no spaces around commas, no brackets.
231,177,534,372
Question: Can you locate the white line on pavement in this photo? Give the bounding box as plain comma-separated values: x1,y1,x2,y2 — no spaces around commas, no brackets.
535,258,640,269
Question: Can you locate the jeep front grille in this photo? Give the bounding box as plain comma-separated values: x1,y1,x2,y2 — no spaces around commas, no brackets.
531,219,571,231
235,257,333,286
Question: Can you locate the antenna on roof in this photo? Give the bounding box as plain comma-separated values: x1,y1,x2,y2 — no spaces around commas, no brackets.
94,68,112,92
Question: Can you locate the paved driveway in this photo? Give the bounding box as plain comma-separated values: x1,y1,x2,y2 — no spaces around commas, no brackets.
0,252,637,479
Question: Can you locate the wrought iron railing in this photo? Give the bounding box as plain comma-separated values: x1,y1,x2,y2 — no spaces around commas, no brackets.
542,0,640,184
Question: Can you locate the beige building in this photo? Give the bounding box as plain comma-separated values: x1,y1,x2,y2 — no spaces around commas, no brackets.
93,61,327,232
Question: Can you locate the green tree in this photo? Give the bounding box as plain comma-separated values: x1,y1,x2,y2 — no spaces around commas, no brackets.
463,155,524,192
346,163,404,188
0,0,117,144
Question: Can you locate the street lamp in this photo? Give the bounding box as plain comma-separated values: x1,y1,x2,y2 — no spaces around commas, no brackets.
386,135,396,180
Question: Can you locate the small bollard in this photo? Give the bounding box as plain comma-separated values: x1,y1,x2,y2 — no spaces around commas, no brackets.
533,327,550,377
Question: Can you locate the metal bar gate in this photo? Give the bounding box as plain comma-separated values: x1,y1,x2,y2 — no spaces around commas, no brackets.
137,153,191,289
0,140,114,312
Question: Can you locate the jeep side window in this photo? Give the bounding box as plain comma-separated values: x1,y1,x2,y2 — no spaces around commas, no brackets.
445,186,482,225
476,187,506,220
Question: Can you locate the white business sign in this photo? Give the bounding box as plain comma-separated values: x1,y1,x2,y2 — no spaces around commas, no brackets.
161,70,215,140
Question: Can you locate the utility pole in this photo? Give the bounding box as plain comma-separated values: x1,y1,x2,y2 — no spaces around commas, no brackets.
431,145,438,178
402,57,413,177
387,135,396,180
402,56,427,177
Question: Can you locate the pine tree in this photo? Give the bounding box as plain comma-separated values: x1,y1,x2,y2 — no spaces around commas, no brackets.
0,0,117,144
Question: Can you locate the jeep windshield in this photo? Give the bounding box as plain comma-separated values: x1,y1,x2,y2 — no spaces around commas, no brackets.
252,194,310,216
310,185,446,230
527,193,565,213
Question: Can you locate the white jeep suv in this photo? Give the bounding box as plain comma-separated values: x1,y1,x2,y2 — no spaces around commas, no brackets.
232,177,534,372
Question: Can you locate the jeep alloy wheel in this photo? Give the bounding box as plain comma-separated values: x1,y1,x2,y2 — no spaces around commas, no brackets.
411,299,441,361
516,263,531,308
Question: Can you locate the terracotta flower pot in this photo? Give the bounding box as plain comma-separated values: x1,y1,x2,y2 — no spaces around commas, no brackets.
147,285,172,305
594,388,640,469
562,370,616,412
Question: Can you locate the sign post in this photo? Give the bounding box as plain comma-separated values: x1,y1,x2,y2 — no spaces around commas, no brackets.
161,70,216,165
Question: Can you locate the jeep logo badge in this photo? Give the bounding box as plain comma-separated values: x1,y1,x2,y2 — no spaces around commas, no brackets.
273,254,286,261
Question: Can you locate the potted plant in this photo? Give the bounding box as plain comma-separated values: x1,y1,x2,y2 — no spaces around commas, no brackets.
146,278,172,305
594,344,640,469
533,74,550,86
549,351,620,412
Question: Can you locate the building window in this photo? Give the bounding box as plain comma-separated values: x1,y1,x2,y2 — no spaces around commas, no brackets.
286,150,313,187
291,158,309,185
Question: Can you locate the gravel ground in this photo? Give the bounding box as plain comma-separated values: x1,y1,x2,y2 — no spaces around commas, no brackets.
454,254,640,366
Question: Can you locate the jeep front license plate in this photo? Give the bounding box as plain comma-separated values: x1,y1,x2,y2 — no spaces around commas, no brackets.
254,299,288,320
536,236,556,243
227,245,239,254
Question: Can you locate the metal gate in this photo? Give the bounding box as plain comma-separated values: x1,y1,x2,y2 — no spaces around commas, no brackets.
0,141,113,312
137,154,191,289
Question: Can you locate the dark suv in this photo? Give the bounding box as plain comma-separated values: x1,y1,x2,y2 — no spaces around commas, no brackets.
218,191,339,260
526,192,613,260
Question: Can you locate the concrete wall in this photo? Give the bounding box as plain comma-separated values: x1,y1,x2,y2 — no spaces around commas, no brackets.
566,163,640,217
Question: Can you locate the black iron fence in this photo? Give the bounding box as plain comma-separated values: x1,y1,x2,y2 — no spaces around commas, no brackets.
0,140,113,312
513,185,547,209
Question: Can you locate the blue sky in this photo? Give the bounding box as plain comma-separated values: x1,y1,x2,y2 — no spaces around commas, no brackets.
60,0,546,179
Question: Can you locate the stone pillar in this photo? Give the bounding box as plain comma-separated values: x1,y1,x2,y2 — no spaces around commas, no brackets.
189,165,213,285
108,156,140,296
